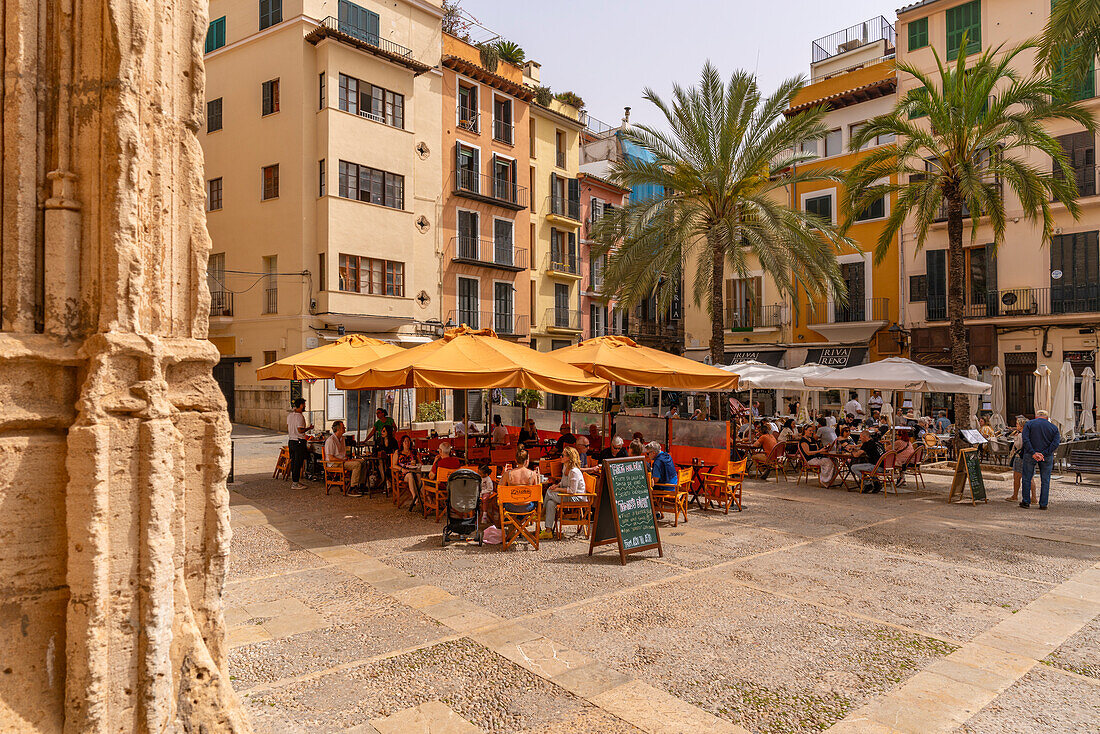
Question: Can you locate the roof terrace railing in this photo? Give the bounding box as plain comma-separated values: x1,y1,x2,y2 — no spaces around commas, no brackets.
812,16,895,63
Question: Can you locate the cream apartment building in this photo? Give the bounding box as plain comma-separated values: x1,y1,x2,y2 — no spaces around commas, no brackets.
896,0,1100,419
202,0,444,428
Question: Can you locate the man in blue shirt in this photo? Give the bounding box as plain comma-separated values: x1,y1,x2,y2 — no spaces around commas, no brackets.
1021,409,1060,509
644,441,677,520
934,410,952,433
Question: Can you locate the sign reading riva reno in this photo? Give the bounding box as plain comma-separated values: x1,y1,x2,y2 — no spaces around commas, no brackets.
589,456,663,564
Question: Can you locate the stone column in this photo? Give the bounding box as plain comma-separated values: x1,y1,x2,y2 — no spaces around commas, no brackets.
0,0,250,731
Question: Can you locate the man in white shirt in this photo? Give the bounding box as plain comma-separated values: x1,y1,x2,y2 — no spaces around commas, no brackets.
324,421,364,490
868,390,884,414
287,398,313,490
843,393,864,419
454,414,475,436
823,411,837,427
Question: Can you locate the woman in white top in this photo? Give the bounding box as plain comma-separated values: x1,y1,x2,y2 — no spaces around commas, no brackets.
1008,415,1027,502
541,446,587,539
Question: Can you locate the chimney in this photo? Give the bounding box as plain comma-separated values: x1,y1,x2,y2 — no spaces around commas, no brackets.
622,106,631,125
523,60,541,84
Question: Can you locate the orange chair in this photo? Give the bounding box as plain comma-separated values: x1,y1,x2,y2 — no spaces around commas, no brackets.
652,467,691,526
498,484,543,550
554,472,598,539
273,446,290,480
420,467,454,522
538,458,563,481
700,458,747,513
322,450,349,496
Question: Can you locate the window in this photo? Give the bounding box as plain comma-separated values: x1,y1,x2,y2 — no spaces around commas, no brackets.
339,74,359,115
804,193,832,222
455,143,479,193
319,72,325,110
338,254,405,296
854,195,886,221
554,283,570,326
337,160,405,209
555,130,566,167
263,255,278,314
530,119,537,157
945,0,981,60
590,304,607,336
849,123,893,151
966,245,997,308
907,17,928,51
338,74,405,128
458,277,479,327
799,139,818,157
724,277,762,328
458,83,478,131
207,177,223,211
457,211,478,259
261,164,279,200
318,159,326,197
909,274,927,302
259,0,282,30
492,155,516,203
493,96,513,144
338,0,380,45
493,218,514,266
589,197,606,224
207,98,222,133
824,128,842,157
926,249,947,319
1053,44,1097,101
318,253,326,290
838,262,867,322
1051,230,1100,313
325,379,345,420
205,16,226,53
494,282,514,333
262,79,280,116
263,350,277,366
1055,131,1096,198
590,254,605,291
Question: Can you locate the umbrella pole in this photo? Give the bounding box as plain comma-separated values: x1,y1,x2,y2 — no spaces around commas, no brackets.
658,388,662,418
356,389,361,441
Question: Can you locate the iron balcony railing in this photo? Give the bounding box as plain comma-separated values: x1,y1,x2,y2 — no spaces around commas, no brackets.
210,289,233,317
457,110,480,133
548,195,580,221
493,118,514,145
581,111,616,139
263,287,277,314
453,170,528,209
629,318,684,339
925,286,1100,321
933,182,1002,222
450,236,528,270
545,307,581,331
586,323,626,339
447,310,529,336
808,297,890,324
544,251,578,276
317,16,414,58
1054,163,1097,200
725,304,785,330
812,16,895,63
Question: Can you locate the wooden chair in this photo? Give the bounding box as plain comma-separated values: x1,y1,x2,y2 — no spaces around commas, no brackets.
652,467,691,526
900,444,926,490
420,467,453,522
554,473,598,538
538,458,563,481
498,484,543,550
923,432,948,462
756,441,788,482
273,446,290,480
796,445,823,485
857,451,898,495
322,450,349,496
700,459,747,513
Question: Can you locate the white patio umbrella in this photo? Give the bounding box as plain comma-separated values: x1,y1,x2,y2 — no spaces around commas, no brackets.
1033,364,1052,415
803,357,991,395
968,365,981,426
721,360,818,420
1050,361,1076,438
990,366,1006,430
1080,367,1095,434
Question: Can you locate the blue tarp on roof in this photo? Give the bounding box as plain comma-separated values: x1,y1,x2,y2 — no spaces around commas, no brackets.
618,133,663,204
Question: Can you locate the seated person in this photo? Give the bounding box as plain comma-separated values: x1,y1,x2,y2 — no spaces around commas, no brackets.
586,424,603,453
751,423,779,477
554,423,577,456
491,448,539,529
541,447,588,539
628,438,645,457
815,417,837,448
691,408,705,421
490,414,510,446
777,418,797,443
894,433,916,470
574,435,598,471
324,421,364,491
849,430,885,493
645,441,677,489
799,424,835,486
934,410,952,433
394,434,421,508
518,419,539,447
835,424,856,449
428,442,462,482
823,411,837,428
477,463,496,524
598,435,627,461
453,414,475,436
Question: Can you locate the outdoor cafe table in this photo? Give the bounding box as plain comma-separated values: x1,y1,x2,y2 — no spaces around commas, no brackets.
687,458,717,509
824,451,858,491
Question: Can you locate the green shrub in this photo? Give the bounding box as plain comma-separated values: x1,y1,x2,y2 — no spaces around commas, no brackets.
625,392,646,408
515,388,543,407
571,397,604,414
416,400,444,422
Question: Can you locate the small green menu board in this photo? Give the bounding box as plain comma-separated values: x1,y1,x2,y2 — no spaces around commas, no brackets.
949,448,988,504
589,456,663,565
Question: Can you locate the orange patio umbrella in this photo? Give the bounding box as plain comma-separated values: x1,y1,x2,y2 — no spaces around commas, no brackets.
549,335,738,391
256,334,403,381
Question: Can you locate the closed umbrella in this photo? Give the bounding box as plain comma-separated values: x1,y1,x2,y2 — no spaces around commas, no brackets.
1080,367,1095,433
1050,361,1076,437
1033,364,1052,415
968,365,981,426
990,366,1006,430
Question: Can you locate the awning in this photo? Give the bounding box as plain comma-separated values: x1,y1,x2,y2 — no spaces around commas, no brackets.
723,349,785,367
804,346,868,368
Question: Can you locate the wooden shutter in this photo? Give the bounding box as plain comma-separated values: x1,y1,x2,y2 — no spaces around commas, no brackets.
926,250,946,297
946,0,981,60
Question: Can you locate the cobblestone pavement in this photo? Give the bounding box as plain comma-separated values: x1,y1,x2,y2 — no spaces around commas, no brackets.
226,427,1100,733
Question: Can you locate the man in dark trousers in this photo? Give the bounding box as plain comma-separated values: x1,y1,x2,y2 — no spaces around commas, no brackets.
1021,409,1060,510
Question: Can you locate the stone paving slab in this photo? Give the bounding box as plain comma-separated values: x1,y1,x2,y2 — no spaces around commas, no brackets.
371,700,482,734
956,664,1100,733
589,679,750,734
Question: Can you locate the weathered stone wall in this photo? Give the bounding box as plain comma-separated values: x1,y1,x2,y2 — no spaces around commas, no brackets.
235,385,292,431
0,0,250,730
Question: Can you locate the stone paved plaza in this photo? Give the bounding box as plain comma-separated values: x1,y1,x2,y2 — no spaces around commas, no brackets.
225,427,1100,733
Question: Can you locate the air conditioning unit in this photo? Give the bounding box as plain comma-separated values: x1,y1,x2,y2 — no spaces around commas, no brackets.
1001,289,1036,315
838,38,865,53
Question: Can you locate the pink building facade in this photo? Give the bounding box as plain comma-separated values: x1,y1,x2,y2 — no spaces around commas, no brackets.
577,170,629,339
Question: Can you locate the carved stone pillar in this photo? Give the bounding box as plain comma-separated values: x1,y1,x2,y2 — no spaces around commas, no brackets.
0,0,250,730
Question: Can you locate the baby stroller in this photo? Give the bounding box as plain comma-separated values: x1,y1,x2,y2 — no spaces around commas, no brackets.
442,468,482,546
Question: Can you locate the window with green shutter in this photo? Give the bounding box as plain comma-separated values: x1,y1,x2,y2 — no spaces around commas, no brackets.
205,16,226,53
945,0,981,60
907,18,928,51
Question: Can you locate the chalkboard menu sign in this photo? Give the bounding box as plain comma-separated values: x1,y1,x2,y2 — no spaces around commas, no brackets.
589,456,663,564
949,448,988,504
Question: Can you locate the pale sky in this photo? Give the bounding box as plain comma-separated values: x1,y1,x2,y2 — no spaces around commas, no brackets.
461,0,897,129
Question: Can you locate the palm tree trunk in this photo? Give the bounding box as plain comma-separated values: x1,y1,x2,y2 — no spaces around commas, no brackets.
709,236,725,419
945,191,971,431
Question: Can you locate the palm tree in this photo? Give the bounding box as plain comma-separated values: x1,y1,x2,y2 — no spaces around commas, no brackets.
494,40,525,66
844,39,1095,428
1038,0,1100,82
590,63,850,367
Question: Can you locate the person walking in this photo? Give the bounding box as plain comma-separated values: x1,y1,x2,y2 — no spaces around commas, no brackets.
1020,409,1060,509
287,398,313,490
1006,416,1027,503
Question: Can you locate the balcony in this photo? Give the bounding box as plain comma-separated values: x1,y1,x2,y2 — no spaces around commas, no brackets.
457,110,480,134
447,310,529,336
812,16,895,63
544,252,580,278
545,307,582,332
306,17,431,75
807,297,889,342
547,195,581,224
925,287,1100,321
210,289,233,318
725,304,785,331
493,118,514,145
449,236,528,272
586,323,626,339
453,170,528,210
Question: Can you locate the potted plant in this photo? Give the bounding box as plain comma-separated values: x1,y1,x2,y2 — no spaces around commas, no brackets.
515,388,543,408
477,42,499,73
